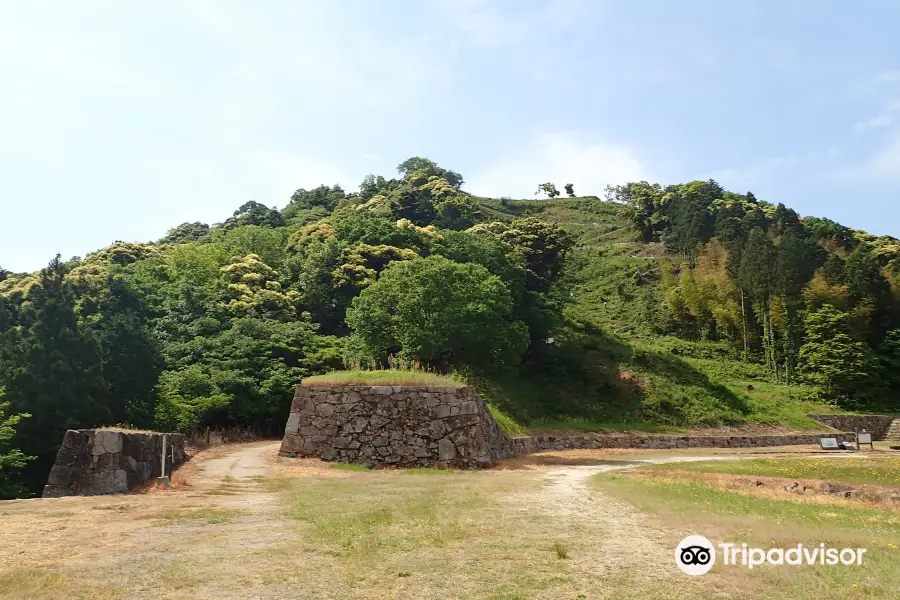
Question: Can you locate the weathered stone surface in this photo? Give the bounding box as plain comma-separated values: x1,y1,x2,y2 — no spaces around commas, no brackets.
279,384,513,468
42,430,186,498
505,431,856,454
808,414,896,440
91,430,124,455
277,384,860,470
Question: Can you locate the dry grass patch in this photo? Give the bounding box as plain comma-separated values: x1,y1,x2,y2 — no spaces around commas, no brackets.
627,468,900,510
0,568,124,600
592,471,900,600
149,507,247,526
654,455,900,487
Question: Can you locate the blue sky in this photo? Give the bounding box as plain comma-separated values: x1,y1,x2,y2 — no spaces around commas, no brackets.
2,0,899,272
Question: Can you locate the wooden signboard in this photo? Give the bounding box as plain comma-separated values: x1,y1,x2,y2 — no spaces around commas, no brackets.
857,431,874,451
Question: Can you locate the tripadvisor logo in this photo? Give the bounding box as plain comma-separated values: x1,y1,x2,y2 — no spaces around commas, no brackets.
675,535,867,576
676,535,716,575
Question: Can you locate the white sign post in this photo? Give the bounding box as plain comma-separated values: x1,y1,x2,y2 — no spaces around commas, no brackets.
157,433,170,488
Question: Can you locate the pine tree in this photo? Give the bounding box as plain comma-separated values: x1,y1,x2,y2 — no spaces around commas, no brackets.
0,255,110,493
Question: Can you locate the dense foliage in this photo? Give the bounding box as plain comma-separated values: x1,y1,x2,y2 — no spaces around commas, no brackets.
609,179,900,407
2,158,899,497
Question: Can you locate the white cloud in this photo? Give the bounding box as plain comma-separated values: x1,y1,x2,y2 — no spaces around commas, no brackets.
874,70,900,84
854,114,895,132
829,131,900,184
853,100,900,132
466,132,647,198
858,134,900,179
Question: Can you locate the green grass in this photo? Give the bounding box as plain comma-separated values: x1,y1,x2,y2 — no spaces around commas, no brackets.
652,457,900,487
331,462,371,472
487,402,527,435
400,467,457,475
303,369,465,387
525,417,682,434
475,197,854,434
280,475,485,556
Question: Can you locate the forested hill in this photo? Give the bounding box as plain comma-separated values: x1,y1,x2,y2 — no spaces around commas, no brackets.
2,157,900,497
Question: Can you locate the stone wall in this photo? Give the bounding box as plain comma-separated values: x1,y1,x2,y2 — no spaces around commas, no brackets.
280,385,512,468
280,384,860,469
509,431,857,454
42,429,186,498
808,414,897,440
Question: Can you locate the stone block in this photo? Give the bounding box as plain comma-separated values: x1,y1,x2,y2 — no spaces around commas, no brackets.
438,438,457,460
284,412,301,434
280,434,305,454
46,465,75,488
80,469,129,495
315,403,335,417
92,431,124,455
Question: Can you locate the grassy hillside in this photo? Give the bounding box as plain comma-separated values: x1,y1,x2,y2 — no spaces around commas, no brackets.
467,197,842,432
6,165,886,497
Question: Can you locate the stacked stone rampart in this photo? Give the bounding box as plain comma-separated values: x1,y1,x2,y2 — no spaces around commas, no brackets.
807,414,896,440
280,385,512,468
43,429,186,497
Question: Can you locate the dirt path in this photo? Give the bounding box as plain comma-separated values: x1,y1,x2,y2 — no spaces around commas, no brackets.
511,455,741,580
195,441,279,483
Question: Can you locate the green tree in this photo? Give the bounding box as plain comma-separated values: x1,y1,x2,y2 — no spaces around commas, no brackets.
396,157,464,189
157,318,342,434
0,255,111,493
665,181,720,264
359,174,400,202
800,304,879,402
0,389,33,499
844,245,894,345
346,256,529,368
564,183,575,197
282,185,347,223
472,218,573,294
609,181,666,242
222,201,284,230
535,182,560,199
220,254,299,321
90,276,163,428
159,222,210,244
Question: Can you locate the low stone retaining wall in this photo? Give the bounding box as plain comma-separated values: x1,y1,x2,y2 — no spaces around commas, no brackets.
43,429,186,498
280,385,512,468
280,384,863,469
509,431,857,454
808,414,896,440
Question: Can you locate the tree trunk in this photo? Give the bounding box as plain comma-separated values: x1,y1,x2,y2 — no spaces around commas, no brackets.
740,288,749,362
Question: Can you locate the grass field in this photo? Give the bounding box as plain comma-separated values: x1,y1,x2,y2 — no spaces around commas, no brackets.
592,456,900,599
650,456,900,487
1,443,898,599
303,369,465,387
